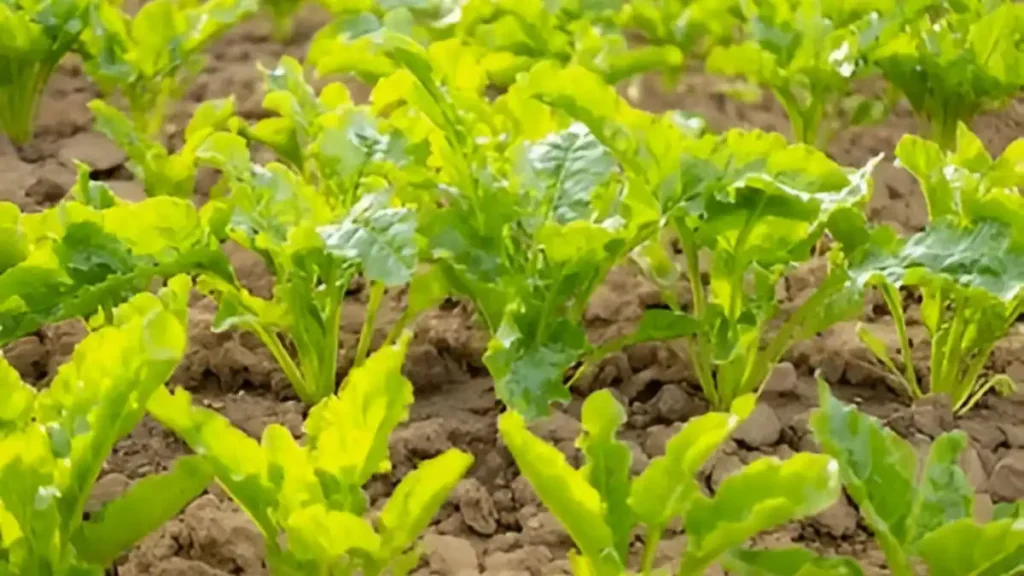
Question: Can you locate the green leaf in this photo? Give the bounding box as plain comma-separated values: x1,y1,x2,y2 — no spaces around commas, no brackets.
577,390,633,559
809,379,918,569
894,134,954,219
498,409,621,571
72,455,213,566
874,4,1024,150
993,502,1024,521
306,334,414,487
484,313,586,420
0,355,35,432
146,386,279,539
0,0,91,143
0,198,228,346
915,518,1024,576
593,308,700,359
682,454,842,572
81,0,256,136
318,193,417,287
630,395,755,528
519,123,616,224
723,547,865,576
910,431,974,541
196,132,252,178
378,449,473,558
284,504,381,561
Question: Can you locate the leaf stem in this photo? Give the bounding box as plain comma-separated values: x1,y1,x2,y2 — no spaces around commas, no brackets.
879,283,922,398
255,325,310,403
320,280,345,399
640,527,662,575
354,281,386,369
745,275,842,396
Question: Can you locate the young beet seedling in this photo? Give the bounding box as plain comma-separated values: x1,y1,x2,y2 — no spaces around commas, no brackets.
195,56,430,405
707,0,895,147
0,0,93,143
0,277,213,575
322,35,700,419
500,390,856,575
0,181,230,347
80,0,257,137
308,1,682,89
811,380,1024,576
871,2,1024,151
87,97,236,198
519,62,882,412
148,333,473,576
619,0,740,60
849,126,1024,414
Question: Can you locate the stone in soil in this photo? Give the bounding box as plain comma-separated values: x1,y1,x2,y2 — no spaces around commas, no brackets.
511,475,539,508
643,423,682,457
708,453,744,491
650,383,697,422
811,496,860,538
764,361,799,395
987,450,1024,501
521,512,572,548
87,473,131,513
59,131,126,172
528,411,581,444
1000,424,1024,448
960,445,988,493
422,534,479,574
732,403,782,448
483,545,553,576
454,478,499,536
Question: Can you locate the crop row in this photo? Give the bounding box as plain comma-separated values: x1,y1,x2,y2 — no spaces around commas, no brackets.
1,0,1023,574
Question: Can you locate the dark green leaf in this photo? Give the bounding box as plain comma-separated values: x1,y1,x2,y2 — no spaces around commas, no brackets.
810,379,917,565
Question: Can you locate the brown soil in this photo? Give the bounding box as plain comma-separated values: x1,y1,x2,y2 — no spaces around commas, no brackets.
3,8,1024,575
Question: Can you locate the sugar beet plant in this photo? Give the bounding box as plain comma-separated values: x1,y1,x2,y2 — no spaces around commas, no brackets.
87,97,237,198
80,0,257,138
309,0,684,89
849,125,1024,414
0,277,214,575
706,0,898,147
0,183,230,347
812,380,1024,576
149,333,473,575
195,56,429,404
502,389,856,575
871,1,1024,151
520,62,880,410
0,0,94,144
319,35,710,419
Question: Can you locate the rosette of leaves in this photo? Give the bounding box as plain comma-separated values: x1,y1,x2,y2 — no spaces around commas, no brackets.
705,0,910,147
194,57,428,404
0,0,94,143
501,389,857,575
870,1,1024,150
87,97,236,198
330,34,703,419
0,183,230,346
845,126,1024,414
811,381,1024,576
80,0,257,137
520,62,882,411
148,333,473,575
308,0,683,88
0,277,214,575
618,0,742,59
